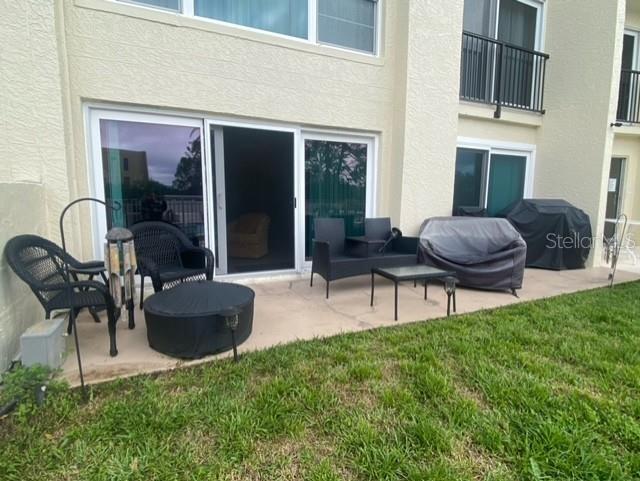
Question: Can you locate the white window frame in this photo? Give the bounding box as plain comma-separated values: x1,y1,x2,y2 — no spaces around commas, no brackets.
84,103,378,278
114,0,381,56
119,0,183,13
86,109,206,259
300,130,377,266
455,137,535,211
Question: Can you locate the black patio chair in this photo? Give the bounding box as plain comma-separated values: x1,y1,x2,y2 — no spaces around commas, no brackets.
130,222,214,308
4,234,119,356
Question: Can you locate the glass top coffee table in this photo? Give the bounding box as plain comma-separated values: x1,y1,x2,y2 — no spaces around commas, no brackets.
371,265,458,320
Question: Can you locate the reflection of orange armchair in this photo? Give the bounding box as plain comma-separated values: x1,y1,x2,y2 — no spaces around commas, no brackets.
228,213,271,259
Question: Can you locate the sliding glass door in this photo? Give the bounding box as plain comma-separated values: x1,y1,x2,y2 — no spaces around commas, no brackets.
96,113,206,248
497,0,540,108
303,134,374,259
208,122,296,275
461,0,542,108
486,153,527,216
452,145,531,216
91,110,377,275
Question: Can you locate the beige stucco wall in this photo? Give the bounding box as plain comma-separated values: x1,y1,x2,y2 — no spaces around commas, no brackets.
535,0,626,266
0,0,71,371
396,0,464,231
458,115,539,147
63,0,404,253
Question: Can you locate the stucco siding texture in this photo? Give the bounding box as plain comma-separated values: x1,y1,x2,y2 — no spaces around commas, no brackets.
457,117,538,146
0,0,70,370
61,0,417,250
397,0,464,233
535,0,625,265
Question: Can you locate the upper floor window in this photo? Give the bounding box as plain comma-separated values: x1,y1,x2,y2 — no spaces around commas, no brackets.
463,0,542,49
118,0,379,55
318,0,377,53
123,0,181,11
194,0,308,39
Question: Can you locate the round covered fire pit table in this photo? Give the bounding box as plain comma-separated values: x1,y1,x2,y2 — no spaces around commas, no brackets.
143,281,254,359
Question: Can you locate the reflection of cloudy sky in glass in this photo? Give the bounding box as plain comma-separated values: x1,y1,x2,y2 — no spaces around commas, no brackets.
100,120,199,186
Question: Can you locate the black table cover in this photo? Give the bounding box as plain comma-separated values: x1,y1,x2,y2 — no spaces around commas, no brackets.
144,281,254,359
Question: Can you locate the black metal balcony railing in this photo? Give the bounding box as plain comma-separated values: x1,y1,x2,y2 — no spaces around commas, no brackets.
460,31,549,118
617,69,640,123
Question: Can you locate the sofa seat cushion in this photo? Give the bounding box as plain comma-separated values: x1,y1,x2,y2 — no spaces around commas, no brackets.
329,256,371,279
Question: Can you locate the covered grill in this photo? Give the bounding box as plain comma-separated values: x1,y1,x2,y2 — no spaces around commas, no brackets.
504,199,592,270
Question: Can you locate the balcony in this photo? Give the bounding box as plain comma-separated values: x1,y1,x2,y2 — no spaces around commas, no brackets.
460,31,549,118
616,69,640,123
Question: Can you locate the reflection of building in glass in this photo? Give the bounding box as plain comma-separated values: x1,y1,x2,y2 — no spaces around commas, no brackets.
101,148,149,187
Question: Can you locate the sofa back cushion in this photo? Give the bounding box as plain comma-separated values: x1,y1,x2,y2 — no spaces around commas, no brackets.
314,218,346,256
365,217,392,241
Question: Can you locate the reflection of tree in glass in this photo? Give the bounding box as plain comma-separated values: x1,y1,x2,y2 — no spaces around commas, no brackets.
173,131,202,195
305,140,368,254
305,141,367,189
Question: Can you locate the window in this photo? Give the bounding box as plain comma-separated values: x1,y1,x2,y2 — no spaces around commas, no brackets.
100,118,206,246
453,145,530,216
122,0,181,11
194,0,308,39
304,137,373,257
318,0,377,53
453,148,486,209
118,0,379,54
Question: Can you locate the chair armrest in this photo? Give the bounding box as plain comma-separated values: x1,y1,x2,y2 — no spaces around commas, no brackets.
136,255,164,291
311,240,331,277
40,280,114,308
392,236,419,255
181,247,215,279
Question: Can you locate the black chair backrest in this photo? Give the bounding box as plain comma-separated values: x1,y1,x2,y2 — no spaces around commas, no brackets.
130,222,188,267
365,218,392,241
314,218,346,256
4,235,68,305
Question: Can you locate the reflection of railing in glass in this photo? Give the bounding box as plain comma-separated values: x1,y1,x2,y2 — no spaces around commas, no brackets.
118,195,205,245
617,69,640,123
460,31,549,118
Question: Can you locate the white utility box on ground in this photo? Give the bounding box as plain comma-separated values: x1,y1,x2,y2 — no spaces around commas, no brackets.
20,316,68,368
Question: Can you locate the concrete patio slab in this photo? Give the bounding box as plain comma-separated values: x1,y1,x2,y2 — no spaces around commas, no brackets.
60,267,640,386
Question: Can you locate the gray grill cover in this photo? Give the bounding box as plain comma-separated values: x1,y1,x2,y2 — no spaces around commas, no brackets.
418,217,527,291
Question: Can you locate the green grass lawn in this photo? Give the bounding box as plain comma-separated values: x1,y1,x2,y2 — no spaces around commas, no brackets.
1,283,640,481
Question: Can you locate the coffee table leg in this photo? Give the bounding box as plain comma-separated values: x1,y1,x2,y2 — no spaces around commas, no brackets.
424,280,428,300
370,272,375,307
394,281,398,321
447,292,451,317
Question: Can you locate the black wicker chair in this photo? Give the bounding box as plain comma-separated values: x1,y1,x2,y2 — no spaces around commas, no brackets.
4,235,119,356
130,222,215,308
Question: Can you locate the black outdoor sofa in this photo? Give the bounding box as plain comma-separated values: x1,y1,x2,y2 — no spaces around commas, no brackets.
310,217,419,298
